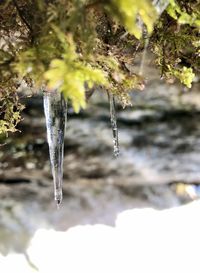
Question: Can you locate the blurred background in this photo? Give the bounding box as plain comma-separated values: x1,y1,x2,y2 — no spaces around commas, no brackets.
0,54,200,273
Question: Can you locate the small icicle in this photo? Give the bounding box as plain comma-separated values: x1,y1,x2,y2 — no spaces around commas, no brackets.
152,0,169,15
43,90,67,206
139,0,169,76
108,92,120,157
139,27,149,76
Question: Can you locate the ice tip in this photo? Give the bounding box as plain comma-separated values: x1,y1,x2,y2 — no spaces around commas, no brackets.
114,148,120,158
56,198,62,209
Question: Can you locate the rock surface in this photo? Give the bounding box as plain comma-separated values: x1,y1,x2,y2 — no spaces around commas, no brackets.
0,56,200,271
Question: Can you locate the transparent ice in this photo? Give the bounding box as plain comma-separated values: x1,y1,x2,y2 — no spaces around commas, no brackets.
152,0,169,15
108,93,120,157
43,90,67,207
139,31,149,76
139,0,169,75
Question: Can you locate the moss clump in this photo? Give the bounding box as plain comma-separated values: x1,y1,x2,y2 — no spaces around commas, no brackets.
0,0,199,135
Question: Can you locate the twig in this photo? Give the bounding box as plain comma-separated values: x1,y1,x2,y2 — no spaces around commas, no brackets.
12,0,32,33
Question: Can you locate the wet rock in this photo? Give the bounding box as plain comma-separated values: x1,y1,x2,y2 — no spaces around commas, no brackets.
0,56,200,268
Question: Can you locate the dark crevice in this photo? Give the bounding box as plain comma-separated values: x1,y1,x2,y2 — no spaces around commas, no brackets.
0,178,31,184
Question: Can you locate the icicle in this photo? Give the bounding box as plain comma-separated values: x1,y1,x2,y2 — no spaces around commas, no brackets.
152,0,169,15
139,0,169,76
43,90,67,207
108,92,120,157
139,27,149,76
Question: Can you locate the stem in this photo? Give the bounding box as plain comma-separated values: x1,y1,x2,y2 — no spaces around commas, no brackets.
12,0,32,34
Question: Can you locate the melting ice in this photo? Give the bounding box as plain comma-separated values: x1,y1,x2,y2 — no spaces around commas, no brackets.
109,93,120,157
43,90,67,207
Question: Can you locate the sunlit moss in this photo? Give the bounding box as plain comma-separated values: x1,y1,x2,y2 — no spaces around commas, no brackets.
0,0,199,135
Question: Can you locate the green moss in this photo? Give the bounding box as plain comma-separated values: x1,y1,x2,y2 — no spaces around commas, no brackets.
0,0,200,134
0,91,24,136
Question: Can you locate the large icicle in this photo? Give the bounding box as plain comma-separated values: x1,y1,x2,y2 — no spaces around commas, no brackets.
108,92,120,157
43,90,67,207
